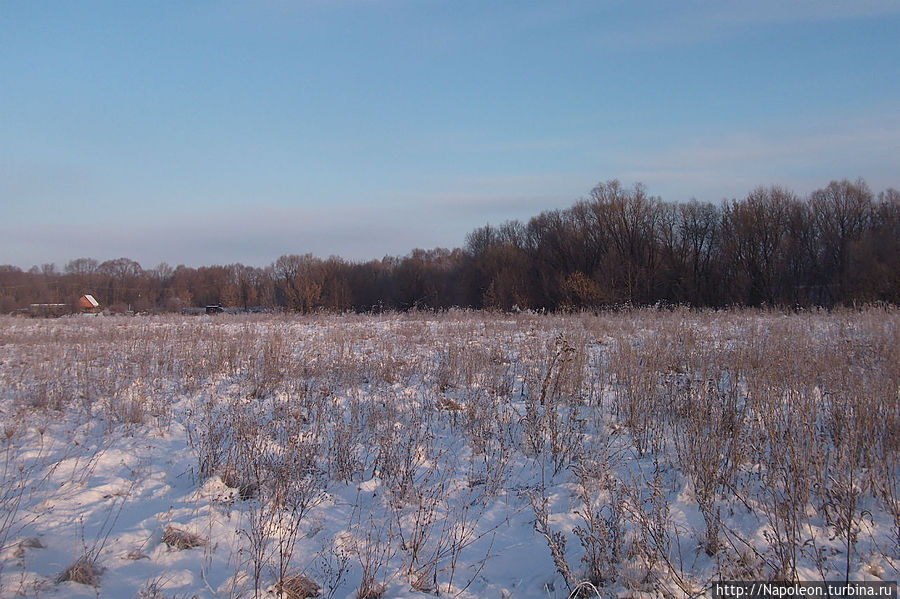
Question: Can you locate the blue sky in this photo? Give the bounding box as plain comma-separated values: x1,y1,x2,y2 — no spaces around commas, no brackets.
2,1,898,270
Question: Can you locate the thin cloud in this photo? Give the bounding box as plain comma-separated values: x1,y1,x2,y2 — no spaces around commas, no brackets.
614,115,900,200
706,0,900,25
412,192,570,215
0,204,459,269
570,1,900,51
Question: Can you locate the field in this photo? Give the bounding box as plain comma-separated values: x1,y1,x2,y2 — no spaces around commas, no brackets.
0,308,897,598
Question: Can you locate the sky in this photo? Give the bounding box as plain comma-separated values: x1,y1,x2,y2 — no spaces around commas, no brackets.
2,1,899,270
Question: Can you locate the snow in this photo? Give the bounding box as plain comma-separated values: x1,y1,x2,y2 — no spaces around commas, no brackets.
0,310,897,598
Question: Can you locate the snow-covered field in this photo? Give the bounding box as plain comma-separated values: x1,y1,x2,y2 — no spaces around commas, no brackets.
0,308,897,598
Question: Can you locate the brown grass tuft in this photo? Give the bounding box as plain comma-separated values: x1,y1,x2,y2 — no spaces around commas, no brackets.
161,525,206,550
57,556,103,586
275,573,322,598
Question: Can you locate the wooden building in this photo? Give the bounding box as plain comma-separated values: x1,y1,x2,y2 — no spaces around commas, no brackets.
78,294,101,313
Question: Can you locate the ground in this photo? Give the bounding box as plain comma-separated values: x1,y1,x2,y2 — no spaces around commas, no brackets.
0,308,897,598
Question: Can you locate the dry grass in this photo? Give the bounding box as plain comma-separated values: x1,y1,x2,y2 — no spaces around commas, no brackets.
1,307,897,595
57,556,103,586
356,581,385,599
275,573,322,598
161,525,206,550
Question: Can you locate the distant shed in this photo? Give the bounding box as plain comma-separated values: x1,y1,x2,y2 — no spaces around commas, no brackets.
78,294,101,313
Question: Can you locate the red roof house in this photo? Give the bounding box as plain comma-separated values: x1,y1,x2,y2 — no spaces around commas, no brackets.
78,294,101,312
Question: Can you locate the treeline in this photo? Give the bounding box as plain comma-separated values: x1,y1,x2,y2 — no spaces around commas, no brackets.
2,178,898,313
